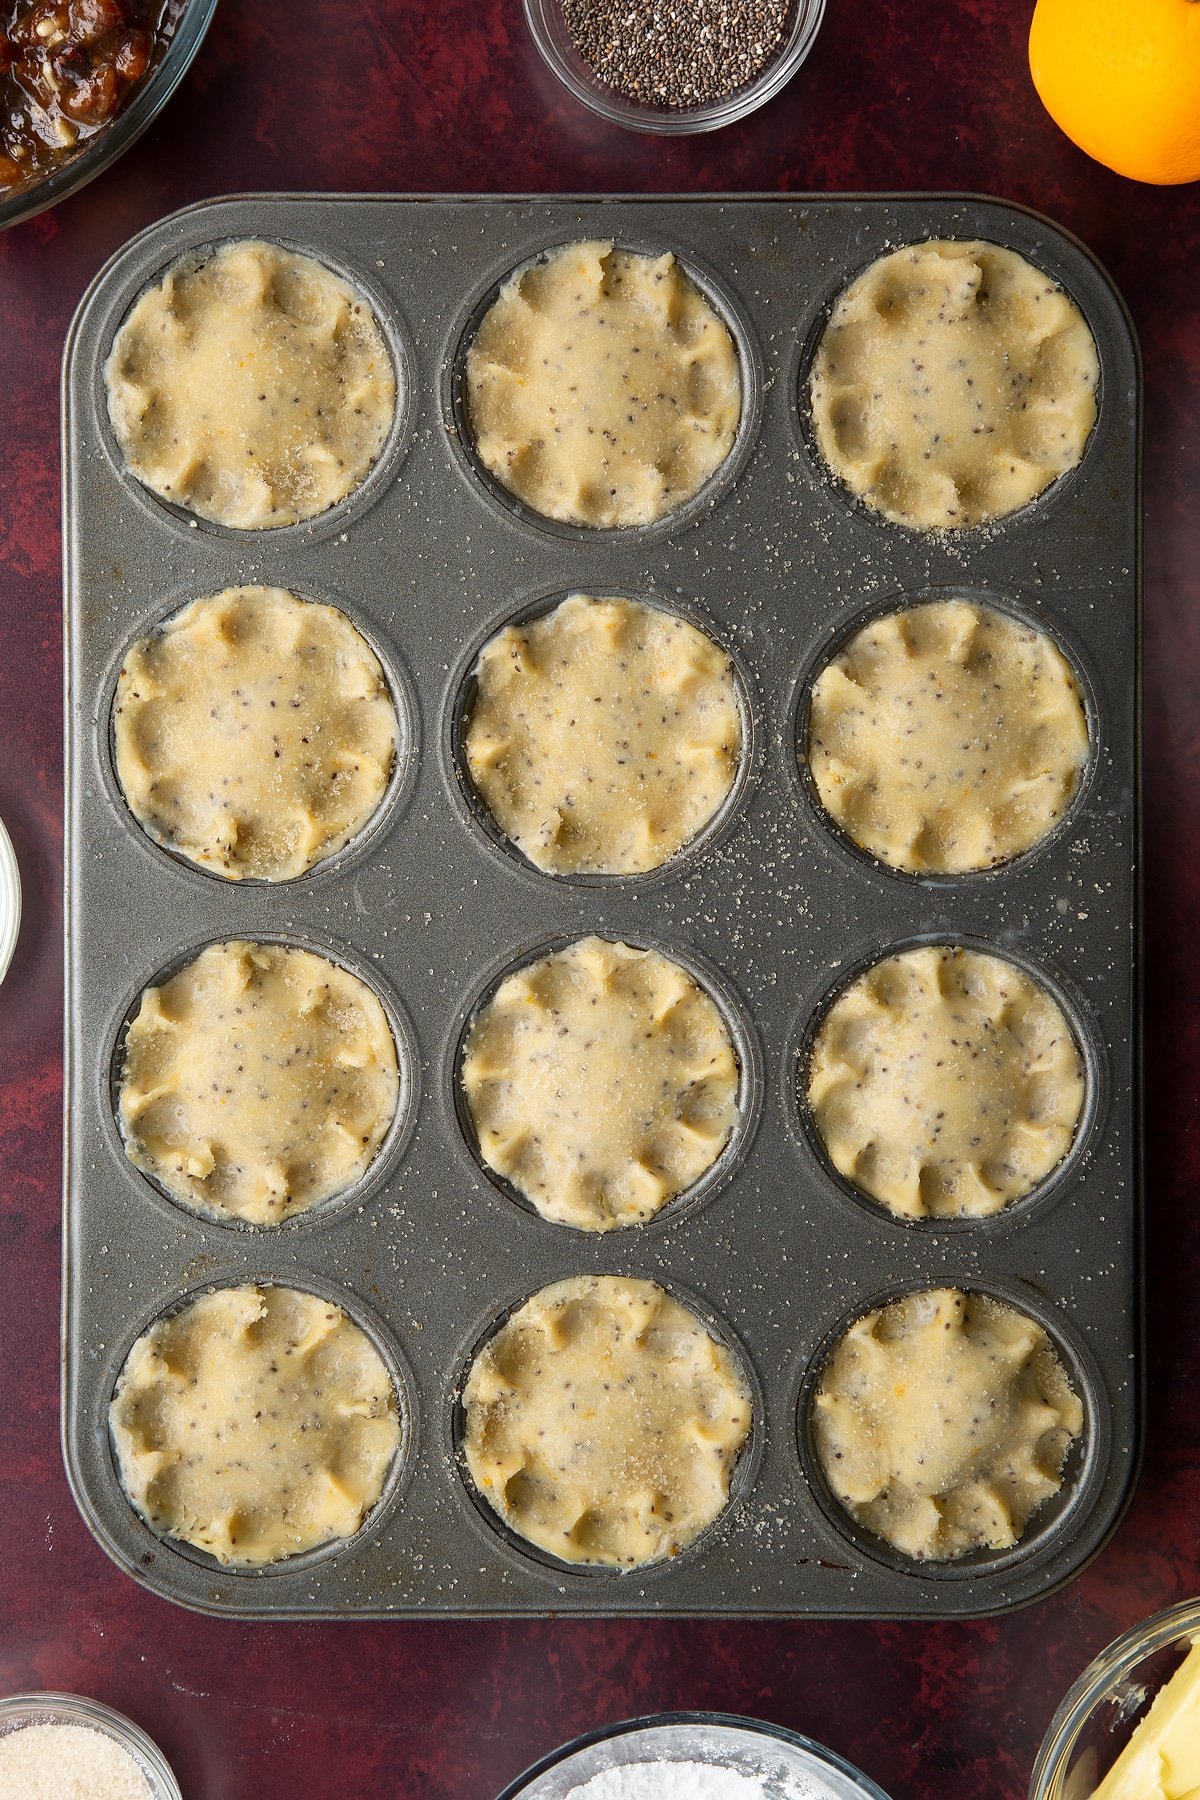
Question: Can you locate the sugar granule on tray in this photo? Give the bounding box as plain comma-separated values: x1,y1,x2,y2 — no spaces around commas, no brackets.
0,1720,153,1800
567,1759,829,1798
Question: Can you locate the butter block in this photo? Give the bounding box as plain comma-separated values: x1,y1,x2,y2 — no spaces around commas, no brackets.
1089,1642,1200,1800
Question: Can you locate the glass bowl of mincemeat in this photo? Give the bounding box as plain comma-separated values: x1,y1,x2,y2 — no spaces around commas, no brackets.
523,0,826,133
0,0,217,231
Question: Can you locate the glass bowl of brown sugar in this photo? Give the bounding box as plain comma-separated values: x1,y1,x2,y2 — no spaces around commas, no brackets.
523,0,826,134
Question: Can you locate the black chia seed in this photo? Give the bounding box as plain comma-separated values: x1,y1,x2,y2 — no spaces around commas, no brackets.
560,0,793,110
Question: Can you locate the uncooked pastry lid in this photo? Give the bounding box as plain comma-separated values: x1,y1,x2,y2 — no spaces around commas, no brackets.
0,814,18,985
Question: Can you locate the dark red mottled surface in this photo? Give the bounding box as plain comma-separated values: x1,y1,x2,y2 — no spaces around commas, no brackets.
0,2,1197,1796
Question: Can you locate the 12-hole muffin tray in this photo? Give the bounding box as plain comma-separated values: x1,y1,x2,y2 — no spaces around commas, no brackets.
62,193,1141,1618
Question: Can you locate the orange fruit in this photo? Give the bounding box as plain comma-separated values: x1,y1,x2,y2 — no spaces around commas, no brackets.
1029,0,1200,185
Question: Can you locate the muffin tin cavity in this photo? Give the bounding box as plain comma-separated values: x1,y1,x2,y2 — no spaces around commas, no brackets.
449,586,756,885
64,195,1139,1621
805,239,1100,533
791,587,1100,888
108,936,415,1232
452,933,760,1234
104,1278,414,1579
103,585,419,887
464,240,740,530
105,239,399,531
97,237,414,545
798,1281,1103,1581
801,595,1092,878
111,586,402,883
450,1275,762,1580
110,1281,403,1566
803,942,1087,1224
446,238,762,542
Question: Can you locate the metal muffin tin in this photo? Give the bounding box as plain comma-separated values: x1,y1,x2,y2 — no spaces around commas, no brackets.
62,193,1141,1619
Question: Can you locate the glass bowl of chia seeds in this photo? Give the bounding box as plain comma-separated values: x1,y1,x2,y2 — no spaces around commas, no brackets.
523,0,827,133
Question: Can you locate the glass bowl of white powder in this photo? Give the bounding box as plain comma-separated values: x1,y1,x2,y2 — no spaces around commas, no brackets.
0,1693,181,1800
495,1712,891,1800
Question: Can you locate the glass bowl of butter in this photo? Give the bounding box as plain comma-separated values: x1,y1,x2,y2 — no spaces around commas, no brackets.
1032,1600,1200,1800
